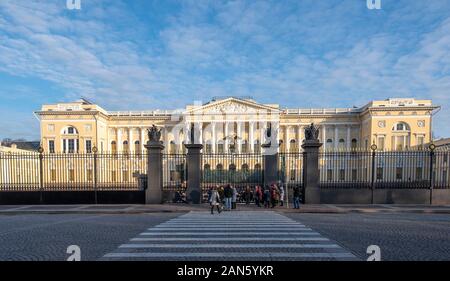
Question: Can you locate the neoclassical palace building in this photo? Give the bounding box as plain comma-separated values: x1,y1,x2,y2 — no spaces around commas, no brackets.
36,97,439,154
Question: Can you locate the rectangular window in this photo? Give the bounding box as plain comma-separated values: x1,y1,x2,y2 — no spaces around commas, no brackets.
48,140,55,154
377,136,385,151
69,169,75,182
352,169,357,181
396,168,403,180
416,167,423,180
218,144,224,153
443,171,448,184
85,140,92,153
111,171,117,182
205,144,212,153
339,169,345,181
68,139,75,153
417,136,424,147
377,167,383,180
327,169,333,181
51,169,56,181
122,170,129,182
87,169,93,181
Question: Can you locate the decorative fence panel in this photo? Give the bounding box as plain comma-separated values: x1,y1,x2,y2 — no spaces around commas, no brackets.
279,152,303,188
201,153,264,190
0,151,147,191
162,153,186,190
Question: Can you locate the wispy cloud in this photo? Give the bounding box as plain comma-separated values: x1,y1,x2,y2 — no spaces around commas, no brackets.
0,0,449,139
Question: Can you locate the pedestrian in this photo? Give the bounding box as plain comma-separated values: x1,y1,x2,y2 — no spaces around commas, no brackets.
263,186,271,208
279,183,285,207
218,185,224,204
209,186,222,214
293,186,301,209
271,184,280,208
245,185,252,205
224,184,233,211
231,185,237,209
207,186,213,203
255,185,262,207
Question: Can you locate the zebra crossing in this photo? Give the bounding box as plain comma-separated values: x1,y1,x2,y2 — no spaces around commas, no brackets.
102,211,358,261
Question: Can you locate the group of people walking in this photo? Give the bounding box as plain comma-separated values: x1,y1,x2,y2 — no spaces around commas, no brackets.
208,183,303,214
208,184,238,214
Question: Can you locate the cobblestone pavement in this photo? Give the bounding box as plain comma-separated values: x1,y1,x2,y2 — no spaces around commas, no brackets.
0,213,181,261
286,213,450,260
102,211,358,261
0,212,448,261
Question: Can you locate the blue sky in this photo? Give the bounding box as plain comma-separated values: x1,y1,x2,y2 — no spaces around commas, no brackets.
0,0,449,140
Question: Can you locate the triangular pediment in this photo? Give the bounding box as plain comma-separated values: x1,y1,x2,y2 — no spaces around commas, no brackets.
186,97,280,115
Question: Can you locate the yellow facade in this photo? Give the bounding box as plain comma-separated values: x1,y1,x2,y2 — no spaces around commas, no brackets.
36,97,439,153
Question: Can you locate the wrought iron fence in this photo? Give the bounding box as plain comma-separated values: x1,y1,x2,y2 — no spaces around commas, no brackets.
162,153,186,190
318,149,450,189
279,152,303,188
0,151,147,191
201,153,264,190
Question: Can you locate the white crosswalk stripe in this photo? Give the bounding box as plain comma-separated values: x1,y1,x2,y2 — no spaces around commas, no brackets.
102,211,358,261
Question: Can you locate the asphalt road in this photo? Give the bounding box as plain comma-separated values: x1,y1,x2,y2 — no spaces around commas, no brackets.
0,212,448,261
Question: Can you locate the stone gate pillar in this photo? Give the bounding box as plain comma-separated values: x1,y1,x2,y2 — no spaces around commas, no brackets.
262,143,279,186
185,144,203,204
301,123,323,204
145,125,164,204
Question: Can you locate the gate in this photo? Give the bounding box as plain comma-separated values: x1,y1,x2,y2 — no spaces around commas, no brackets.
201,153,264,202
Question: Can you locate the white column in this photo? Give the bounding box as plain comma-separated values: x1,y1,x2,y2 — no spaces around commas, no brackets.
198,123,203,144
117,128,122,152
141,127,145,151
298,125,303,152
212,122,216,153
285,125,290,152
322,125,326,148
249,122,254,152
164,126,169,152
334,126,339,149
224,122,229,152
275,121,280,150
346,126,351,150
237,122,242,153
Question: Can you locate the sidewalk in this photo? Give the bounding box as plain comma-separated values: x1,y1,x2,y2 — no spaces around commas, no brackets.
1,203,450,215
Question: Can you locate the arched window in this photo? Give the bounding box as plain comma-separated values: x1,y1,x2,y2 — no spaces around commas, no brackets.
241,140,248,153
351,139,358,148
216,163,223,170
169,141,176,153
392,122,410,131
392,122,411,150
229,163,236,171
134,140,140,153
326,138,333,149
123,140,129,152
61,126,79,153
62,126,78,135
289,139,297,152
204,164,211,170
241,163,249,172
254,163,262,170
339,138,345,149
111,141,117,153
254,140,260,153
